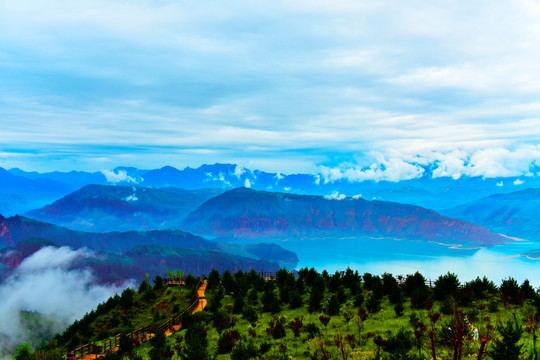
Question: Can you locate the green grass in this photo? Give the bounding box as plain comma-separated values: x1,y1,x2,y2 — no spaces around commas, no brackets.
37,272,540,360
166,287,538,359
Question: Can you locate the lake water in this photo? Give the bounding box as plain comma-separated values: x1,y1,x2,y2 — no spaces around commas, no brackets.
271,237,540,287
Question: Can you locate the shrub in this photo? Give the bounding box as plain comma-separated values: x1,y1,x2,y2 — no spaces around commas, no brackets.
289,317,304,338
138,280,150,294
384,327,414,360
262,288,277,312
366,294,381,313
500,277,520,304
212,309,232,332
242,306,258,323
465,276,497,300
309,288,324,311
230,341,260,360
208,286,224,313
232,295,244,314
118,333,134,356
489,316,523,360
153,275,164,290
266,316,286,340
304,322,321,339
410,287,430,309
433,272,460,301
221,270,235,294
180,322,207,360
389,287,404,305
394,300,404,317
259,341,272,354
404,272,427,297
326,294,340,316
14,342,33,360
440,297,454,315
353,291,365,307
207,268,220,289
217,329,241,354
382,272,399,296
288,289,303,309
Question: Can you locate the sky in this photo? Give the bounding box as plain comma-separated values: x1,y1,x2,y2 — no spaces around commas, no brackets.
1,0,540,176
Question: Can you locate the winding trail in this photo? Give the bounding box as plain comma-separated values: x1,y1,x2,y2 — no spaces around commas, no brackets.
75,279,207,360
164,280,207,336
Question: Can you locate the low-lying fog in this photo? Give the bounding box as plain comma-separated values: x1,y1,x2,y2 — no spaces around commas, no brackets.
0,247,132,359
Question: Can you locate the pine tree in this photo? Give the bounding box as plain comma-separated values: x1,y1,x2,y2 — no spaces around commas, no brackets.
326,294,340,316
180,322,208,360
149,328,173,360
488,316,523,360
118,333,134,356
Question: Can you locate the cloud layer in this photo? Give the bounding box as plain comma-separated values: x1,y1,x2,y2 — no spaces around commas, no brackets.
0,247,131,358
319,147,540,183
0,0,539,173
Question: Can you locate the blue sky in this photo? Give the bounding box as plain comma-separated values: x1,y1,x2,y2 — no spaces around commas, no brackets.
1,0,540,178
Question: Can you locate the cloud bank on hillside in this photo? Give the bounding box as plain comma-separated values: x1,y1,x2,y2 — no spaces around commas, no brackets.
0,247,132,359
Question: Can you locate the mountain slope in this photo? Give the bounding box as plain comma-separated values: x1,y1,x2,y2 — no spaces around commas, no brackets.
0,216,295,283
0,214,217,253
442,188,540,241
183,187,507,247
0,168,76,216
8,168,107,188
25,184,223,232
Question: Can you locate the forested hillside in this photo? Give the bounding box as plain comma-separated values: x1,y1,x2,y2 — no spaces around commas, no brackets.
15,268,540,360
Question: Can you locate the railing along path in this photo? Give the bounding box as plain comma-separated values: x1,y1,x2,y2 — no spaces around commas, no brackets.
67,278,205,360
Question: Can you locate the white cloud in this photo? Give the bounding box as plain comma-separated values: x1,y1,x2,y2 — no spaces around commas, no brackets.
0,247,131,358
513,179,524,185
324,191,346,200
101,169,137,184
496,181,503,187
320,154,425,183
234,165,245,178
125,194,138,202
244,178,251,188
319,147,540,183
1,1,540,174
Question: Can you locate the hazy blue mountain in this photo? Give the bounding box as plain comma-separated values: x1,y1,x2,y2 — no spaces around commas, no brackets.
0,168,77,216
442,188,540,241
0,215,297,282
8,168,107,188
183,187,507,247
0,239,285,284
9,163,540,213
25,184,223,232
0,213,216,252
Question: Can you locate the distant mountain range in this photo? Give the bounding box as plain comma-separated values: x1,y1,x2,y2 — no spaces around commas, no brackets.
0,214,297,282
183,187,507,247
25,184,222,232
3,163,539,217
442,188,540,241
2,163,538,284
18,183,509,248
0,168,77,216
